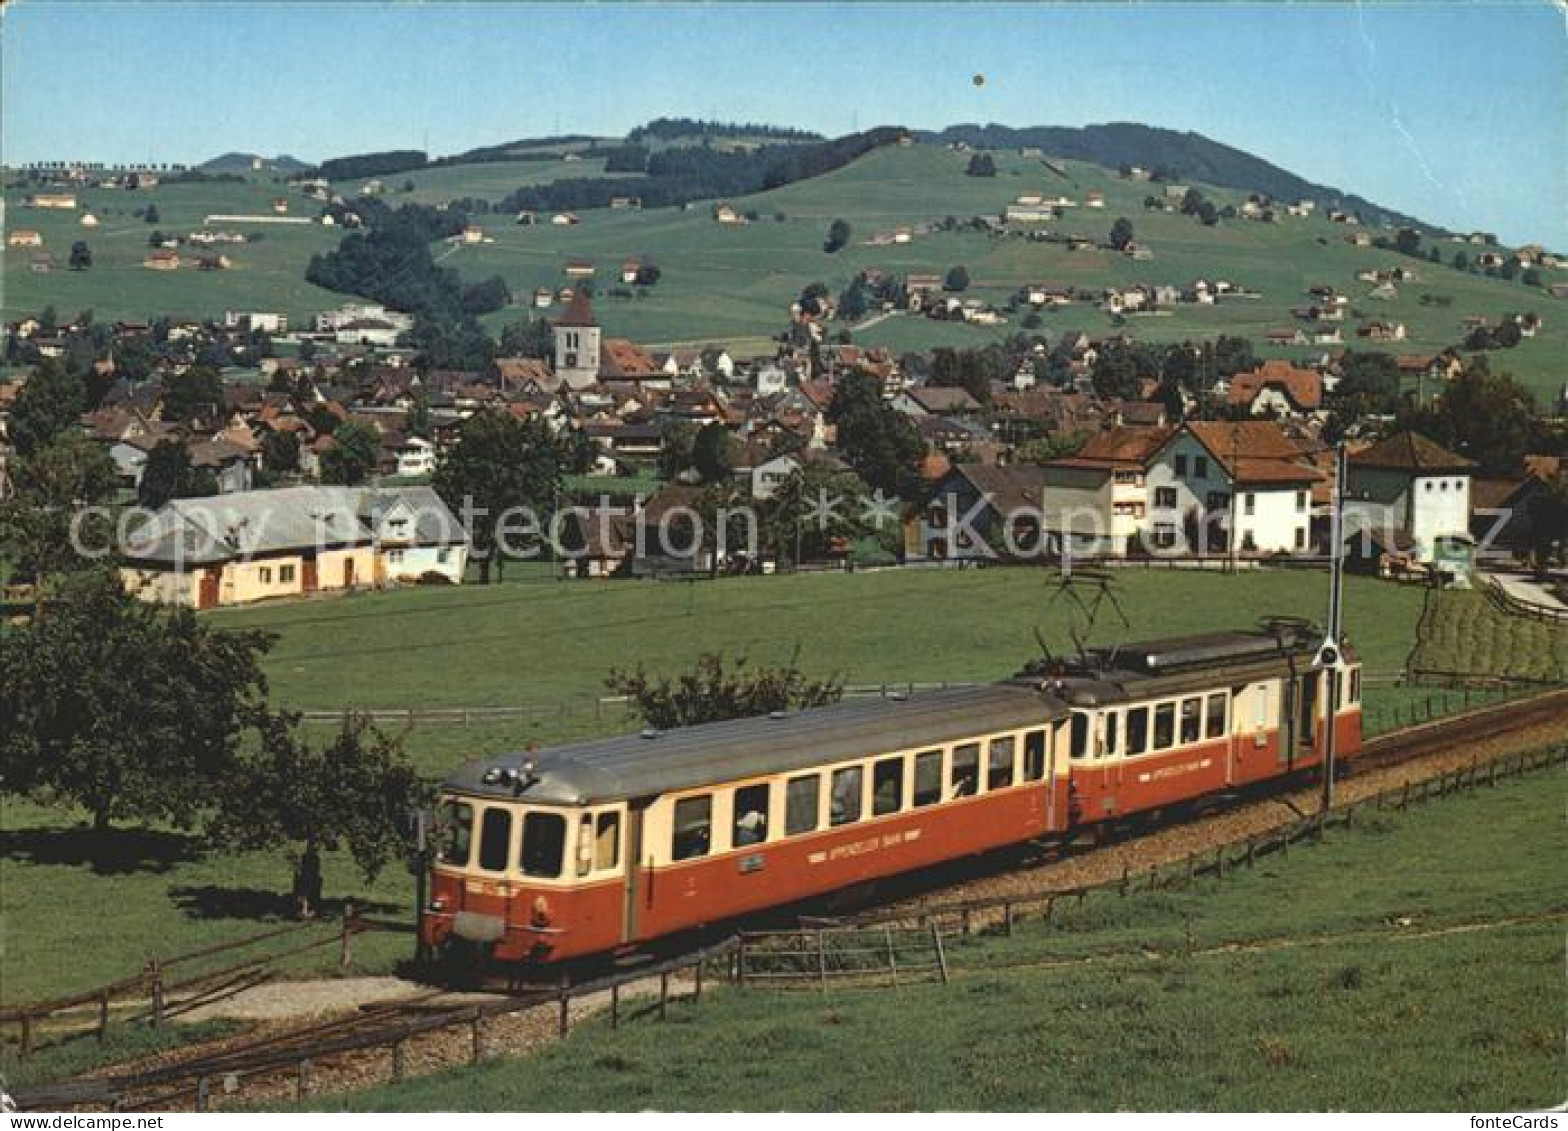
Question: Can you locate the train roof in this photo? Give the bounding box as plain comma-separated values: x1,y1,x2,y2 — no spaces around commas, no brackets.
444,682,1068,806
1083,628,1318,676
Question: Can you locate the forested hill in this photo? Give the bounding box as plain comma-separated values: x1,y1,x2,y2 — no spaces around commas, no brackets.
917,122,1435,233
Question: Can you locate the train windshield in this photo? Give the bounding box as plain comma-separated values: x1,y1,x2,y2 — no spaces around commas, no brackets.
436,800,474,865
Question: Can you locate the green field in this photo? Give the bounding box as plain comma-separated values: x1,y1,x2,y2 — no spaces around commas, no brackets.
308,762,1567,1111
1411,589,1568,684
9,142,1562,402
2,179,344,325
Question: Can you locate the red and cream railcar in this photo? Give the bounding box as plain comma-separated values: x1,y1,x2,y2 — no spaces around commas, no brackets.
420,628,1361,965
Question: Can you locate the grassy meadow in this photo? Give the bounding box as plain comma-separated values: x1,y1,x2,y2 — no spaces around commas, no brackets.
306,764,1567,1110
8,141,1562,402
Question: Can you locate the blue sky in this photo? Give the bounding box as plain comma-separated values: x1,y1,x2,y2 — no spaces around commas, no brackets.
3,2,1563,245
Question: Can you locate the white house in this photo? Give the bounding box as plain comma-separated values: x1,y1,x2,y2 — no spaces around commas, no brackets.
392,435,437,477
750,452,801,501
1343,431,1475,571
1041,426,1174,557
1144,422,1322,555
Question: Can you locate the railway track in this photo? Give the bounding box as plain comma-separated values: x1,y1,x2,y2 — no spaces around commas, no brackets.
19,687,1566,1112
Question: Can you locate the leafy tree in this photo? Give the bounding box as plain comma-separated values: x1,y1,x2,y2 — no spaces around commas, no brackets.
138,439,219,509
1108,217,1135,251
69,241,92,270
827,370,926,504
1452,250,1470,271
210,710,426,918
1404,361,1545,473
691,421,736,483
498,316,554,359
659,420,698,481
432,410,566,582
635,263,662,286
823,217,851,254
262,429,301,474
1394,228,1423,257
761,460,874,565
837,279,871,322
943,265,970,292
9,359,83,457
606,649,842,731
320,420,382,485
1,436,117,603
930,346,1000,404
161,365,224,424
0,571,273,836
965,153,997,177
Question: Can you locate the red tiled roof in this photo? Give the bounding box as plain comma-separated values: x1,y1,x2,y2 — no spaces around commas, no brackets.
1349,430,1474,472
1226,360,1323,411
1181,421,1322,485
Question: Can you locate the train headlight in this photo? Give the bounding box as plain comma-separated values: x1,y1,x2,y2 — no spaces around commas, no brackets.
428,897,446,912
531,896,552,927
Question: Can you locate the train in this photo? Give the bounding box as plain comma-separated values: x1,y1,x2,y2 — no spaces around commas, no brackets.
419,622,1363,966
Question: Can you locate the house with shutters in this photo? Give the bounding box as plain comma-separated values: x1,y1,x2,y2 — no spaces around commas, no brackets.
1145,422,1323,555
1342,430,1476,575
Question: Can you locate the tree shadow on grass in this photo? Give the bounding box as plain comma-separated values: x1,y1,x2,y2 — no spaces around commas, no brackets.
168,885,399,922
0,825,203,875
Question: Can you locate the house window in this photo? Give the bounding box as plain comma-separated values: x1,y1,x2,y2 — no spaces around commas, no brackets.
1195,456,1209,479
1295,527,1307,550
1207,491,1231,511
1174,454,1188,476
733,784,770,847
1152,524,1177,549
784,775,820,836
1154,487,1178,509
388,549,405,565
437,548,452,564
1296,491,1308,512
1244,493,1256,516
671,796,712,860
258,566,273,584
279,564,296,584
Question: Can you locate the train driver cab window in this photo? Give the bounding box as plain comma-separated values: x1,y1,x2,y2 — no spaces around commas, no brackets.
1348,668,1362,705
950,743,980,798
1205,693,1229,739
1180,697,1202,744
522,811,566,879
830,766,864,826
437,800,474,866
1126,707,1150,756
913,751,943,806
1154,703,1176,749
1023,730,1047,781
595,812,620,871
672,796,712,861
1069,712,1091,760
785,775,820,836
987,736,1016,790
873,757,905,816
477,807,513,873
733,784,770,847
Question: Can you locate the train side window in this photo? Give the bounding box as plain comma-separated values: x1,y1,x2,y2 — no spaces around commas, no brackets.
1069,712,1090,760
950,743,980,797
437,800,474,866
595,811,620,871
477,807,513,873
1205,693,1229,739
1180,697,1202,743
785,775,820,836
1154,703,1176,749
522,811,566,879
1104,713,1120,757
1349,668,1362,705
733,784,770,847
1023,730,1047,781
672,796,712,861
1126,707,1149,755
913,751,944,806
873,757,905,816
830,766,864,826
987,736,1016,789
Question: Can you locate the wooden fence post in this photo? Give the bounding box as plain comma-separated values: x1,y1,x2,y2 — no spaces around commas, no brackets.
98,988,111,1044
150,959,164,1028
694,958,705,1001
297,1058,312,1101
340,902,355,969
610,983,620,1030
1044,896,1055,925
931,925,950,985
19,1012,32,1059
1003,902,1014,936
558,975,571,1038
659,972,670,1019
1245,837,1256,869
392,1037,406,1081
1120,865,1130,897
470,1016,484,1064
1215,846,1225,881
816,931,828,992
736,938,747,986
